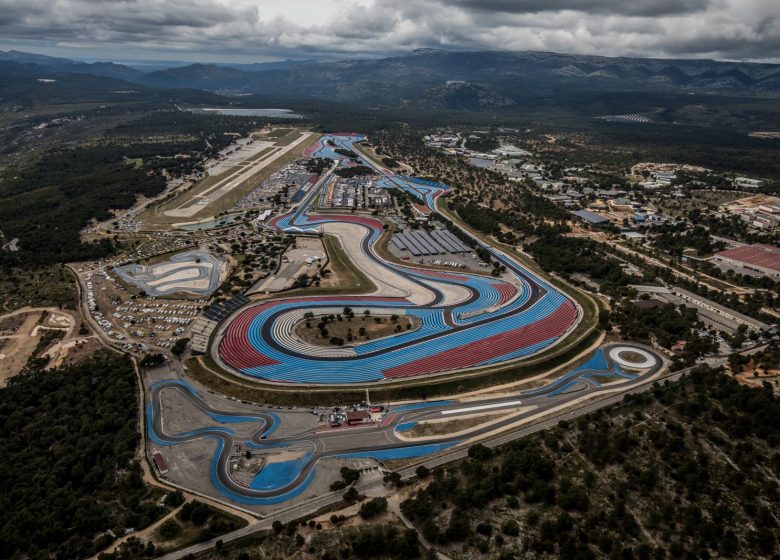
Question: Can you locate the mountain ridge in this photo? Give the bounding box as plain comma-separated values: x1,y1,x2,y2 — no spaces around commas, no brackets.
2,48,779,108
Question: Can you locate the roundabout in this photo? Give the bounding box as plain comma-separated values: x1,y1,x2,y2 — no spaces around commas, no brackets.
608,346,659,370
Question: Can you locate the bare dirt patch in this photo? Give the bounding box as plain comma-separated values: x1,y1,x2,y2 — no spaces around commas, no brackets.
0,313,27,334
294,313,418,347
57,337,103,368
0,310,44,384
404,410,514,438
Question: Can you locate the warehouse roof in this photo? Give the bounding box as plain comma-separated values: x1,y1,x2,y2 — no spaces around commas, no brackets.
571,209,611,225
715,244,780,273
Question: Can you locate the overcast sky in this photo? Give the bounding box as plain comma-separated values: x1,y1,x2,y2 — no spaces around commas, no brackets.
1,0,778,64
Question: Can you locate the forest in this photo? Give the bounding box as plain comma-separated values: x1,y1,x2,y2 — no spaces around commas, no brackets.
0,351,167,559
650,223,725,256
333,165,374,178
0,145,165,266
526,234,639,293
0,109,271,268
398,366,779,559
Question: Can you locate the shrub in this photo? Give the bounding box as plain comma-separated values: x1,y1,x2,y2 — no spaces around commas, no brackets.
501,519,520,537
157,519,182,540
359,497,388,519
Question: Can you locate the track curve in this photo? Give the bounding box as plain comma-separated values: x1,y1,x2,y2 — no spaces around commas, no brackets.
150,343,663,504
214,134,581,384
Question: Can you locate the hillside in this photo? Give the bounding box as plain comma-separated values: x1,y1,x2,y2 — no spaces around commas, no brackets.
136,50,780,102
4,49,780,106
0,50,142,82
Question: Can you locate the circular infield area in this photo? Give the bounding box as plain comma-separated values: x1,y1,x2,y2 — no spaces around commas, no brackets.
608,346,658,370
213,133,582,384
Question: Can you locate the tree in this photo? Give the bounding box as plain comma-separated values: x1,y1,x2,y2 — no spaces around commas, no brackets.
468,443,492,461
157,519,182,540
343,487,359,502
384,471,402,487
340,467,360,485
167,490,185,508
501,519,520,537
359,497,388,519
171,338,189,357
140,353,166,367
293,273,309,288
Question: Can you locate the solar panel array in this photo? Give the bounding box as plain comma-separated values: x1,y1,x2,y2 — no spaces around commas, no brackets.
392,230,470,256
203,294,251,322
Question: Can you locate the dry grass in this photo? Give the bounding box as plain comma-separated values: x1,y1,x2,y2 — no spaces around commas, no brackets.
405,415,496,437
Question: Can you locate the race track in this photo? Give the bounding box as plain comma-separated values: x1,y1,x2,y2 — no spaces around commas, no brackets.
213,134,581,384
150,344,663,504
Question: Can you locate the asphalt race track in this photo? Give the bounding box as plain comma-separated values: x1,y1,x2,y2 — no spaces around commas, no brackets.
150,343,663,504
213,134,581,384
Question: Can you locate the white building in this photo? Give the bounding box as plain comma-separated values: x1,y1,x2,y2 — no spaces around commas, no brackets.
734,177,765,189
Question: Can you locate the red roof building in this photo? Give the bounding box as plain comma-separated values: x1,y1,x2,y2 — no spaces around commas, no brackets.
153,452,169,476
713,244,780,278
345,410,371,425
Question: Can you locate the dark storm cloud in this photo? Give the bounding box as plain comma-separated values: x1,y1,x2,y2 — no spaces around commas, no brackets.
0,0,778,63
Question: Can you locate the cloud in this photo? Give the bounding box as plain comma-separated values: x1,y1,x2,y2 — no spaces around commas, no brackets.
0,0,777,63
447,0,712,18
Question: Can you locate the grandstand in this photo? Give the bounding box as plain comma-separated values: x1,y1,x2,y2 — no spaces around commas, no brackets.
392,230,469,256
203,294,251,322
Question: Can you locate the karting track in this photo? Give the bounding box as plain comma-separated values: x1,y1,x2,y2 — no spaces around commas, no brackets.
214,134,580,384
150,343,663,505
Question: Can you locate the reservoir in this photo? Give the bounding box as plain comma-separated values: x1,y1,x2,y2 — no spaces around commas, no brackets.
199,108,304,119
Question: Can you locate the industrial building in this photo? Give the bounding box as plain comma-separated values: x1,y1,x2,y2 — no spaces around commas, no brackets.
571,209,611,226
712,244,780,278
632,285,770,334
391,229,470,256
733,177,765,189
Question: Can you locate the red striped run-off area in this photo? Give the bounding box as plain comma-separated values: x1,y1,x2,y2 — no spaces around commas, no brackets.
382,300,578,379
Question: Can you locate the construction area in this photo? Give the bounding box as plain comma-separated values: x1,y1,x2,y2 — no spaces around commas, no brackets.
0,307,91,384
248,237,325,294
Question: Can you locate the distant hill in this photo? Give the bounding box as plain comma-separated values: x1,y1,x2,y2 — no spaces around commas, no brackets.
218,59,315,73
3,48,780,110
0,50,143,82
137,50,780,104
415,82,515,111
136,63,272,92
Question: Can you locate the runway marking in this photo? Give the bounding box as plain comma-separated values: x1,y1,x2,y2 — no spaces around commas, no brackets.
440,400,524,415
